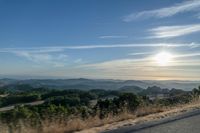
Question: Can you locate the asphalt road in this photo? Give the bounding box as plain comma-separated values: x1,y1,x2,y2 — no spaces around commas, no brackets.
103,110,200,133
0,101,44,112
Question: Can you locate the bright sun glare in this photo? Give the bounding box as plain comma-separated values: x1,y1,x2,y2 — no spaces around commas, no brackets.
154,52,173,66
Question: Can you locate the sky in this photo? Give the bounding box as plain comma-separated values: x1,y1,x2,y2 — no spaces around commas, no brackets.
0,0,200,80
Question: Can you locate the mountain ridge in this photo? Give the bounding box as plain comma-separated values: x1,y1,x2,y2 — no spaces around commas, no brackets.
0,78,199,91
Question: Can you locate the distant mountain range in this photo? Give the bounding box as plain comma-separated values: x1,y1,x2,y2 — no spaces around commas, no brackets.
0,78,199,91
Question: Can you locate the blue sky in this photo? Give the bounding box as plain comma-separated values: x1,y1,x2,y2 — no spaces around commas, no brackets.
0,0,200,80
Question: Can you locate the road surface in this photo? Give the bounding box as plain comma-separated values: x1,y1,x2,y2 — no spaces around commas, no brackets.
0,100,44,112
103,110,200,133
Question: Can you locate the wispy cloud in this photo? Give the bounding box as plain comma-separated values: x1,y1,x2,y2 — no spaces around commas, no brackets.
174,53,200,58
128,52,152,56
123,0,200,21
99,35,128,39
0,43,194,54
0,47,64,54
74,58,83,63
83,53,200,70
79,59,200,81
128,51,198,64
13,51,68,67
81,58,149,70
15,51,51,63
63,43,187,49
189,42,200,48
148,24,200,38
1,43,199,67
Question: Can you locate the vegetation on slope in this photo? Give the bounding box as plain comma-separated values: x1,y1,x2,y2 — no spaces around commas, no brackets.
0,85,199,133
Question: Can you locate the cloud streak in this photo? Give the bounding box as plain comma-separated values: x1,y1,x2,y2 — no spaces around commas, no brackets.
128,52,152,56
1,43,199,68
0,43,196,54
99,35,128,39
148,24,200,38
81,52,200,70
174,53,200,58
124,0,200,21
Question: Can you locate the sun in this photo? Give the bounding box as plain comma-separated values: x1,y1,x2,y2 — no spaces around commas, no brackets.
154,52,173,66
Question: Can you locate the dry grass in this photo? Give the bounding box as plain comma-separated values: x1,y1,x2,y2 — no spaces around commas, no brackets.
1,99,200,133
41,112,136,133
135,105,166,117
77,99,200,133
0,112,136,133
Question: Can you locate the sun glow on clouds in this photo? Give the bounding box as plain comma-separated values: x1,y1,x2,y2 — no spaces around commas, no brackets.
154,51,173,66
